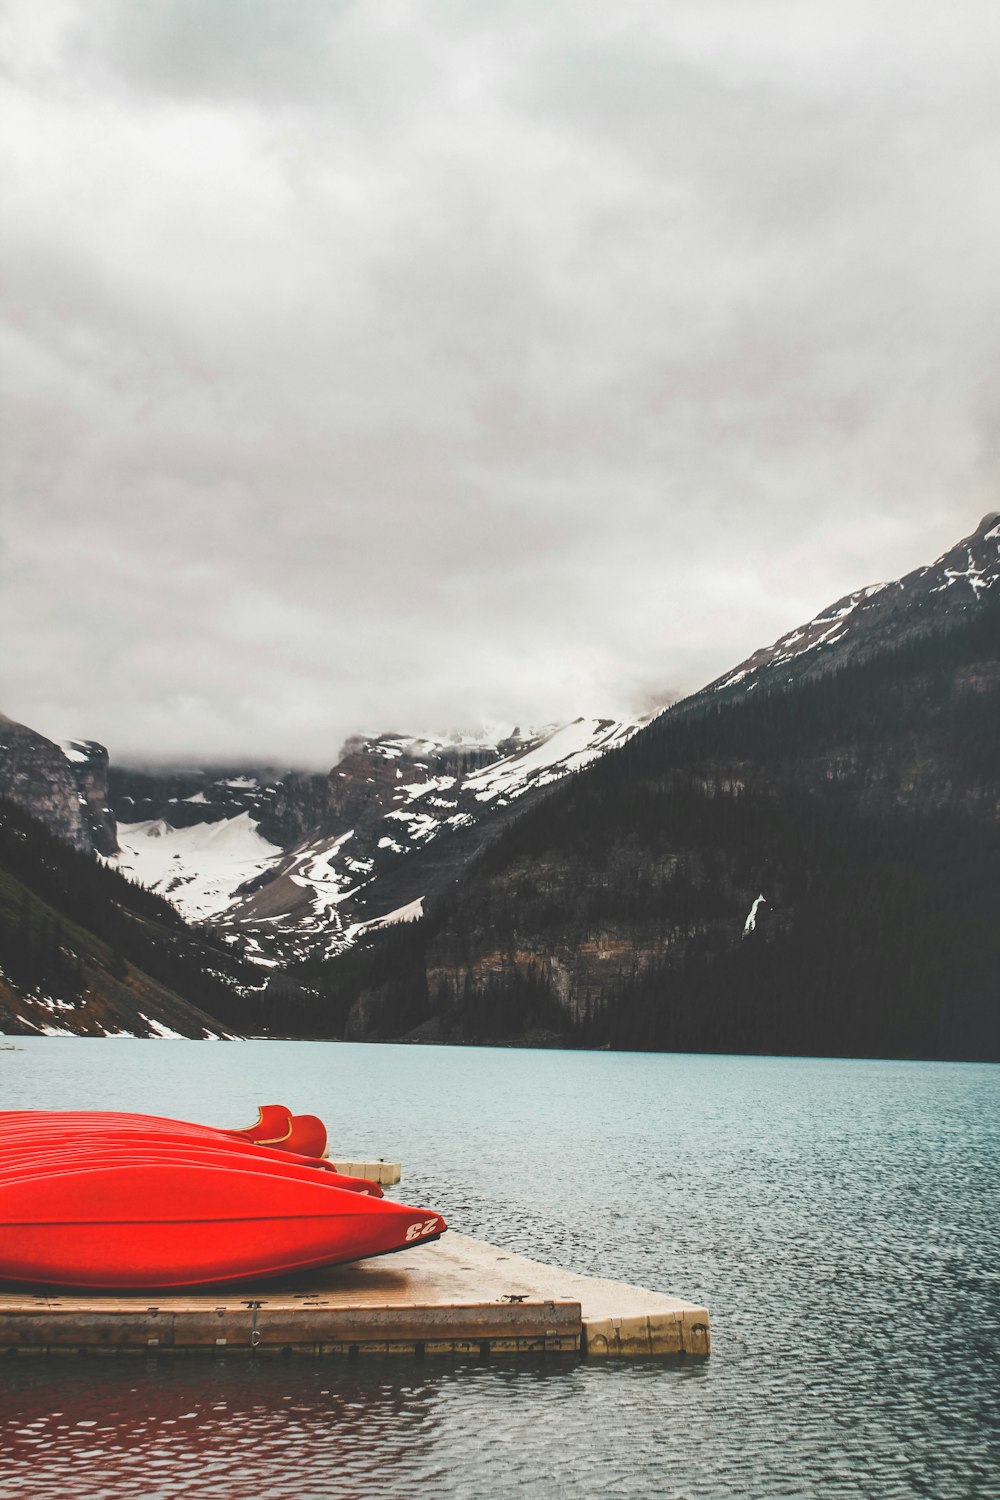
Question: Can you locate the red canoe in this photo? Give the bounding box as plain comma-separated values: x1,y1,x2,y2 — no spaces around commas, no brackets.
0,1153,445,1289
222,1105,328,1158
2,1106,328,1159
0,1111,445,1289
0,1127,383,1196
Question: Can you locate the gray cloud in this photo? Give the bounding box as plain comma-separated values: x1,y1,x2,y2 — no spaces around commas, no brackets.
1,0,998,763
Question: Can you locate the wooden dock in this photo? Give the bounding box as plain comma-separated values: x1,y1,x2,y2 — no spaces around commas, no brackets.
0,1233,710,1359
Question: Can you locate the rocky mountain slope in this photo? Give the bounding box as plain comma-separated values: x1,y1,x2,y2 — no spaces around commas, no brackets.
313,517,1000,1061
5,515,997,1054
687,511,1000,709
0,702,646,984
108,718,646,964
0,716,117,856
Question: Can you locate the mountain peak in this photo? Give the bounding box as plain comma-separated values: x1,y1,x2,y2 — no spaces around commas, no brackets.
688,515,1000,711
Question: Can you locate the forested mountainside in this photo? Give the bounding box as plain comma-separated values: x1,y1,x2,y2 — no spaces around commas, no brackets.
0,798,272,1038
304,596,1000,1061
3,516,997,1051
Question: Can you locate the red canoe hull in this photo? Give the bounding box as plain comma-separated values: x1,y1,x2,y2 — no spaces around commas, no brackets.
0,1155,445,1289
2,1107,327,1157
0,1111,445,1290
0,1123,381,1195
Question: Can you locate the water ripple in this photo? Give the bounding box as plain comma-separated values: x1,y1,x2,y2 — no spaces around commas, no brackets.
0,1042,997,1498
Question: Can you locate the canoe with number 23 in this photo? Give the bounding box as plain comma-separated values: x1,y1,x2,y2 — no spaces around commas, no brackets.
0,1111,446,1290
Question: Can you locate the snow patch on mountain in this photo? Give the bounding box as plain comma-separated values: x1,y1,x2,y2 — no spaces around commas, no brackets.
60,740,92,765
111,813,282,923
928,545,994,597
464,718,640,803
354,897,425,936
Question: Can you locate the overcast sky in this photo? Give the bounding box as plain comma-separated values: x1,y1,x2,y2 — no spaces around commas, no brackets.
2,1,999,765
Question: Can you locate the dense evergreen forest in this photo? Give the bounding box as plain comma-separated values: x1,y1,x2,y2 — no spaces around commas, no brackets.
301,601,1000,1060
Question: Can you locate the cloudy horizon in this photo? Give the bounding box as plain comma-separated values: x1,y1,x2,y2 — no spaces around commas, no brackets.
3,2,999,766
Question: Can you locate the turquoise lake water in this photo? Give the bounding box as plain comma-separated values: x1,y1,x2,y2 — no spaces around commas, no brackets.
0,1039,997,1499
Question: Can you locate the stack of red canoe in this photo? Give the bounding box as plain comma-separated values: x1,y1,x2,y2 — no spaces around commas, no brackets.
0,1105,446,1291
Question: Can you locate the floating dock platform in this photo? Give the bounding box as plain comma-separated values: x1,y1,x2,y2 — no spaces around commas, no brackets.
0,1233,710,1359
331,1159,401,1186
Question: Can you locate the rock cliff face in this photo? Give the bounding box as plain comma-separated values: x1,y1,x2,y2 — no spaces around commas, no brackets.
256,771,333,847
60,739,118,855
109,765,280,829
0,716,117,854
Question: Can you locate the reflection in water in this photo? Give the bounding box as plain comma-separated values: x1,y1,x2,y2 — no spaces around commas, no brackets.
0,1357,440,1500
0,1042,997,1499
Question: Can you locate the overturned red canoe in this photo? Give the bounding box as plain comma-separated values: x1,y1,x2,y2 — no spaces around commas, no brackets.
0,1128,383,1197
2,1107,329,1160
0,1111,445,1289
222,1105,328,1158
0,1149,445,1289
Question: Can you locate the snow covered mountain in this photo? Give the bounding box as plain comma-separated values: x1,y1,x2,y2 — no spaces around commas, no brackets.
683,512,1000,710
110,717,647,964
5,510,997,1050
112,812,279,926
104,517,1000,968
323,516,1000,1059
